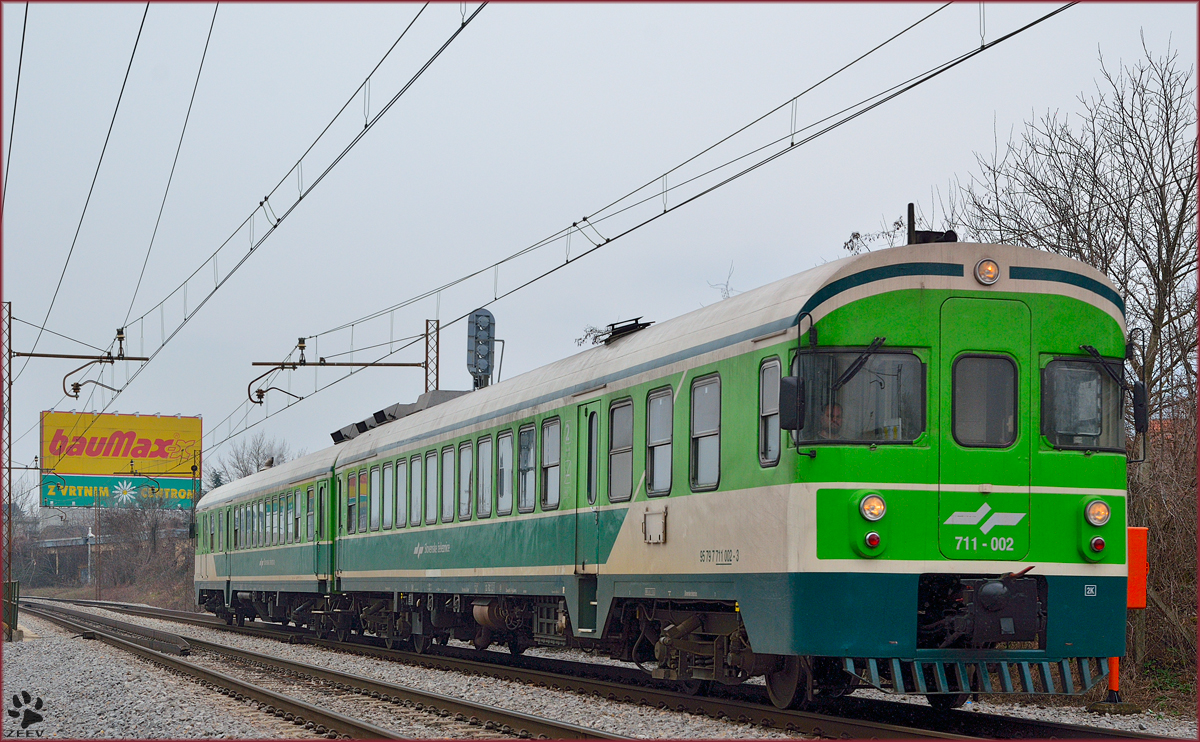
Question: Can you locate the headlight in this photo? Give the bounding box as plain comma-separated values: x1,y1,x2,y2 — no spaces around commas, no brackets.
860,494,886,521
1085,500,1111,526
975,258,1000,285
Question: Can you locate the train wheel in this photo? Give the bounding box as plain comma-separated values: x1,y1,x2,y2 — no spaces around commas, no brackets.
412,634,432,654
507,637,525,656
223,614,234,626
334,625,351,643
677,678,711,697
766,655,810,710
235,612,245,628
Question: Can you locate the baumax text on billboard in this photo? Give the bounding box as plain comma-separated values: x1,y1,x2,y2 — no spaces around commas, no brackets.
40,411,202,478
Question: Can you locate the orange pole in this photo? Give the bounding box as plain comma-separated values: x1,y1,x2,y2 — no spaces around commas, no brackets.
1104,656,1122,702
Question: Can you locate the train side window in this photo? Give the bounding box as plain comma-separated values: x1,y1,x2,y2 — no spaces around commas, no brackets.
370,467,382,531
395,460,406,528
518,425,536,513
760,358,781,466
382,464,393,529
691,375,721,490
441,447,456,523
306,487,315,541
609,399,634,502
347,474,357,534
258,500,265,546
953,355,1017,447
358,471,369,532
410,456,422,526
477,437,493,518
294,493,301,542
459,442,473,520
646,388,672,496
541,418,561,510
288,494,295,543
268,497,275,545
276,497,283,545
425,451,438,524
497,431,514,515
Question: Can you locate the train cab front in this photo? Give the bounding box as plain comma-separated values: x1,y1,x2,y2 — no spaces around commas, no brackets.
768,244,1136,708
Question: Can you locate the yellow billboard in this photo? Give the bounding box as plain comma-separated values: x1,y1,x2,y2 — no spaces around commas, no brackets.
41,411,202,478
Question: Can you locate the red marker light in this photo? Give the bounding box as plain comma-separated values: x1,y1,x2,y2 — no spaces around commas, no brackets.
865,532,881,548
1090,536,1105,552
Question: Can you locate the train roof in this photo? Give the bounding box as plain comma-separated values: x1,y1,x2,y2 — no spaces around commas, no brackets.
197,242,1122,510
196,445,339,509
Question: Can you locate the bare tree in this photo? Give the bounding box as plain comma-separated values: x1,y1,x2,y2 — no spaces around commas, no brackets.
204,432,299,488
959,40,1196,425
957,41,1196,676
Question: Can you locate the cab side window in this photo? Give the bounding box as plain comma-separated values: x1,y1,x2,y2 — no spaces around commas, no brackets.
760,358,781,466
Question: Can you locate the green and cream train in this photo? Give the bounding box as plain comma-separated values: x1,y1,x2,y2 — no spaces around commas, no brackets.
196,241,1138,709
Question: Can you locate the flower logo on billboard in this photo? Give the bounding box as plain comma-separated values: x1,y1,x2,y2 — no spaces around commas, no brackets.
112,479,138,505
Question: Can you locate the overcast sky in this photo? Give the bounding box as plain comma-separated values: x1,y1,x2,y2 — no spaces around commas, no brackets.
3,2,1195,485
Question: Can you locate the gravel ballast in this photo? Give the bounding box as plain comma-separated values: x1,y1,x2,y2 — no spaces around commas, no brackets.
24,601,1197,739
4,613,316,739
44,604,807,739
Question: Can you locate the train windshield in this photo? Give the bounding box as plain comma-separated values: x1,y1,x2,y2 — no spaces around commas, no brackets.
1042,359,1125,451
796,351,925,443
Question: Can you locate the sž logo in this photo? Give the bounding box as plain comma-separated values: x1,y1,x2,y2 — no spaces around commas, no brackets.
6,691,44,736
943,503,1025,534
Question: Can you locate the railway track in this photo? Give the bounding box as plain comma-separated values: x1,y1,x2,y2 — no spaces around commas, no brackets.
29,597,1181,740
21,600,626,740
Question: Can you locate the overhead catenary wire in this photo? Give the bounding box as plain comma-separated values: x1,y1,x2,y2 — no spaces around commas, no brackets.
52,5,485,460
203,3,1076,454
15,3,150,383
11,317,109,354
2,1,30,214
312,3,952,339
123,2,220,327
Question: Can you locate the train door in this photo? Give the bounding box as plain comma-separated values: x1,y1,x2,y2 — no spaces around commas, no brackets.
573,400,602,633
938,297,1032,560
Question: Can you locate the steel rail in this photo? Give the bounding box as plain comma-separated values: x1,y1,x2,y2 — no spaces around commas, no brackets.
182,634,629,740
20,604,404,740
24,599,627,740
37,598,1179,741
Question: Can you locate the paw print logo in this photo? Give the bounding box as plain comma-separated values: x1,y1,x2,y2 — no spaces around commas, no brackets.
8,691,44,729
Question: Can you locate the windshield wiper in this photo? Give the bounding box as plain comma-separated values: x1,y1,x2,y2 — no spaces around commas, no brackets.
1080,344,1127,389
831,337,885,391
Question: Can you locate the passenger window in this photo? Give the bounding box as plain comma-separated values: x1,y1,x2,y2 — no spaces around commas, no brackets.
425,451,438,524
370,467,381,530
270,498,277,545
497,432,514,515
358,471,369,532
410,456,422,526
953,355,1017,447
307,488,315,541
609,400,633,502
382,464,393,529
541,419,560,510
518,425,536,513
347,474,357,534
691,375,721,489
441,447,456,523
395,460,406,528
760,359,781,466
647,388,672,496
459,443,473,520
477,437,493,518
285,495,293,543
